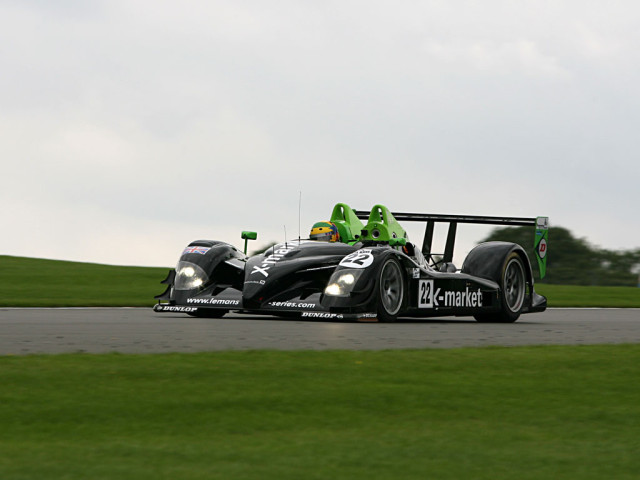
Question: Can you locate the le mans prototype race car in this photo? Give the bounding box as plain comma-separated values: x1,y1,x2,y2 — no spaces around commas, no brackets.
154,203,549,322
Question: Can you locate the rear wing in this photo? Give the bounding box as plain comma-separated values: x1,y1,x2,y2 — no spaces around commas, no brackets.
353,209,549,278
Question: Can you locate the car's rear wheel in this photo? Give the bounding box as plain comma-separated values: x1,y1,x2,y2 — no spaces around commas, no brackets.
377,258,404,322
475,252,525,323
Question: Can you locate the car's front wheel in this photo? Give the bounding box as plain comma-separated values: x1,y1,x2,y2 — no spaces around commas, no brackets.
377,257,405,322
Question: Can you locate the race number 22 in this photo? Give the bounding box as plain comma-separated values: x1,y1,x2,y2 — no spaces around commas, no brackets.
419,280,434,308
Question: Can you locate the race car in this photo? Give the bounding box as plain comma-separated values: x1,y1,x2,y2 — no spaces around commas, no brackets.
154,203,549,322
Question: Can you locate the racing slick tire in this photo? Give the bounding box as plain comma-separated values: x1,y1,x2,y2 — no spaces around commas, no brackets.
474,252,526,323
188,309,228,318
376,257,405,323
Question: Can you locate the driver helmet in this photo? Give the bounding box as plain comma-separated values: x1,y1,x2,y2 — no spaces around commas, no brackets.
309,221,340,242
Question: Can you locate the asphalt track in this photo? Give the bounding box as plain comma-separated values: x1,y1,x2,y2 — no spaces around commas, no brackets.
1,308,640,355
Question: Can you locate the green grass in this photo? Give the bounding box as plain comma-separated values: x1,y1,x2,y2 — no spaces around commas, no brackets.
535,284,640,308
2,255,640,308
0,255,168,307
1,346,640,479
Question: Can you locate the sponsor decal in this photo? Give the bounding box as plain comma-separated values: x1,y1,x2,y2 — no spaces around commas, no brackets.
157,305,198,312
244,280,266,285
410,268,420,279
268,301,316,309
302,312,345,319
183,246,211,255
537,238,547,259
250,243,297,277
537,217,549,229
186,298,240,306
339,249,374,269
419,280,483,309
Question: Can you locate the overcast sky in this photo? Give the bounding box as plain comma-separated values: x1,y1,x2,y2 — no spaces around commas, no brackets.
2,0,639,267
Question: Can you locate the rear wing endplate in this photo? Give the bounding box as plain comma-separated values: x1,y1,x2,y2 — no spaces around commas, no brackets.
534,217,549,278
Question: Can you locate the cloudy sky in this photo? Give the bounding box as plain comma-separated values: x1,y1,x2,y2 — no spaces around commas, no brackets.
2,0,639,267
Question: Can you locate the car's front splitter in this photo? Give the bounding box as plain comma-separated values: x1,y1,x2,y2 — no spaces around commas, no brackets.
153,302,379,322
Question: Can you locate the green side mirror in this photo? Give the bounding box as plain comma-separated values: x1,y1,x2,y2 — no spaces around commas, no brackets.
241,231,258,254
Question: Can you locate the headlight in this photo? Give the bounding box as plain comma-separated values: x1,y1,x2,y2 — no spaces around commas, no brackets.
174,261,209,290
324,269,363,296
325,283,343,296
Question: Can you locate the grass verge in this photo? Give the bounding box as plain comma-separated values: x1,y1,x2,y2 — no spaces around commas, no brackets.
1,346,640,479
535,284,640,307
0,255,168,307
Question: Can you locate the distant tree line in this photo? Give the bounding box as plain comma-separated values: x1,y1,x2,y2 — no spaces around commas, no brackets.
481,226,640,286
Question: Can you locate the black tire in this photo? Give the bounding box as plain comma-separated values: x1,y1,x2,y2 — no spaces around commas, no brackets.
474,252,526,323
377,257,405,323
188,309,228,318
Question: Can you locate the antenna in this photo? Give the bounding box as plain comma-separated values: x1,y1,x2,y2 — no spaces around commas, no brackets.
284,225,287,248
298,191,302,243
